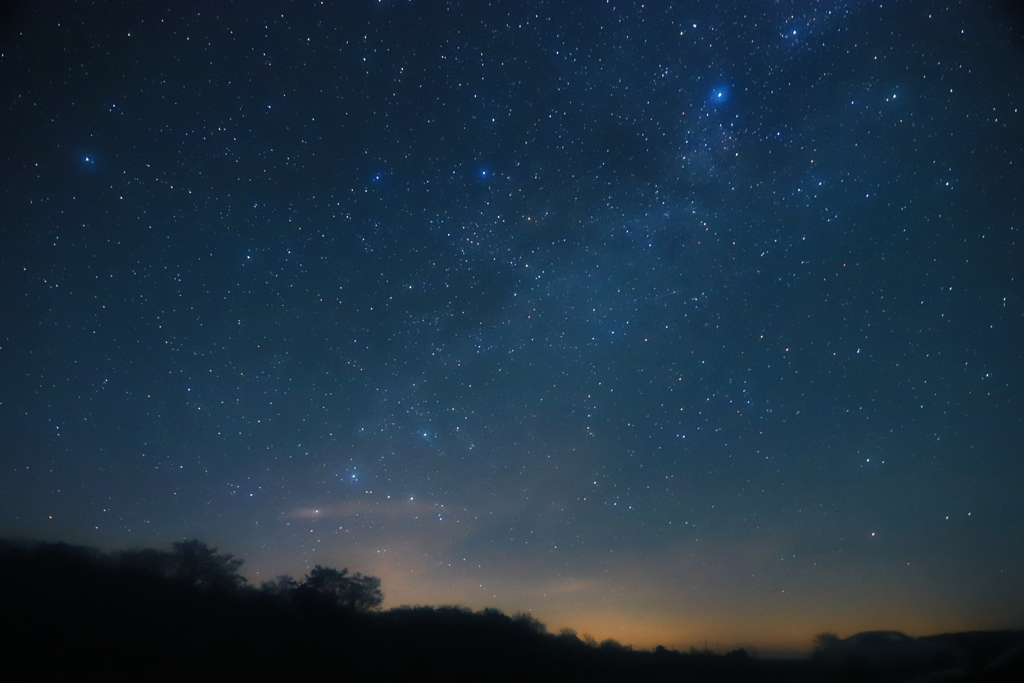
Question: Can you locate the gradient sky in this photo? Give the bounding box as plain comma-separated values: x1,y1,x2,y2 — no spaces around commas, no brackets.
2,0,1022,655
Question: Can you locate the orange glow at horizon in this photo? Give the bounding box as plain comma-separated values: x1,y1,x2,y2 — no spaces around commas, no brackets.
242,524,1020,657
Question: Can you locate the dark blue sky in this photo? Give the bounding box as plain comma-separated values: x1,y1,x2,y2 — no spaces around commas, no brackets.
2,0,1022,653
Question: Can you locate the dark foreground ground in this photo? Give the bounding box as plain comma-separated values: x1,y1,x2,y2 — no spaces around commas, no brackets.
1,539,1020,682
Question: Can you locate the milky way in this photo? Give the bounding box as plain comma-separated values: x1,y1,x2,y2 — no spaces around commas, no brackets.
2,0,1022,653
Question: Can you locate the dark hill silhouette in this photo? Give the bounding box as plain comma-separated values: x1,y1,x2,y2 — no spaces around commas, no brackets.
0,538,1019,682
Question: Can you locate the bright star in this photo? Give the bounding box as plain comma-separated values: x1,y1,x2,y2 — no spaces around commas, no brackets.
709,86,730,104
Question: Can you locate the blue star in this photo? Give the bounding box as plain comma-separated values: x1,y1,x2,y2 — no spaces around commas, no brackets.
708,86,730,105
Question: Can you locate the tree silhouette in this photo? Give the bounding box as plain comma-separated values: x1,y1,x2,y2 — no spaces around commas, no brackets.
305,565,350,600
260,574,298,596
5,537,916,682
813,632,841,661
170,540,245,590
304,565,383,611
512,612,547,635
116,547,173,577
557,627,579,642
347,572,384,612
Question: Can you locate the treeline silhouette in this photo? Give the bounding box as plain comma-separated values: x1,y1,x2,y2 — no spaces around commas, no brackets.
0,538,1019,682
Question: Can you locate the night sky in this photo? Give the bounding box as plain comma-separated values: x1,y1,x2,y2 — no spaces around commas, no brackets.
2,0,1022,654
